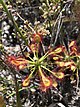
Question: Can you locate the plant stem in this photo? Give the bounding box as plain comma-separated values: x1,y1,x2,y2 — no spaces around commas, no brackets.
0,0,27,44
76,68,79,93
13,72,22,107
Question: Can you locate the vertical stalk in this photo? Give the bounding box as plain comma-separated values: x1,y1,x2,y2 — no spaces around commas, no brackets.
76,68,79,93
0,0,27,45
13,72,22,107
0,56,22,107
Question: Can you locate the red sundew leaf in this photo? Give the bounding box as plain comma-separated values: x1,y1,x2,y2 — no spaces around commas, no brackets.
42,77,52,87
40,84,47,92
23,68,35,87
55,60,76,70
18,64,27,70
30,43,38,53
33,33,42,43
51,67,64,79
15,57,28,61
70,46,78,55
11,58,28,66
64,61,74,67
70,65,76,71
72,47,77,51
40,78,58,92
41,74,52,88
7,56,28,70
40,78,52,92
53,72,64,79
7,55,16,62
55,60,76,71
49,46,65,56
22,76,30,87
69,41,79,55
54,47,64,53
14,58,28,65
64,61,76,71
55,61,65,67
39,67,52,88
69,41,76,47
53,55,63,61
53,56,59,60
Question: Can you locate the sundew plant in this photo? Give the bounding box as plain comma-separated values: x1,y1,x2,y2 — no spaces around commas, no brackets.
0,0,80,107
